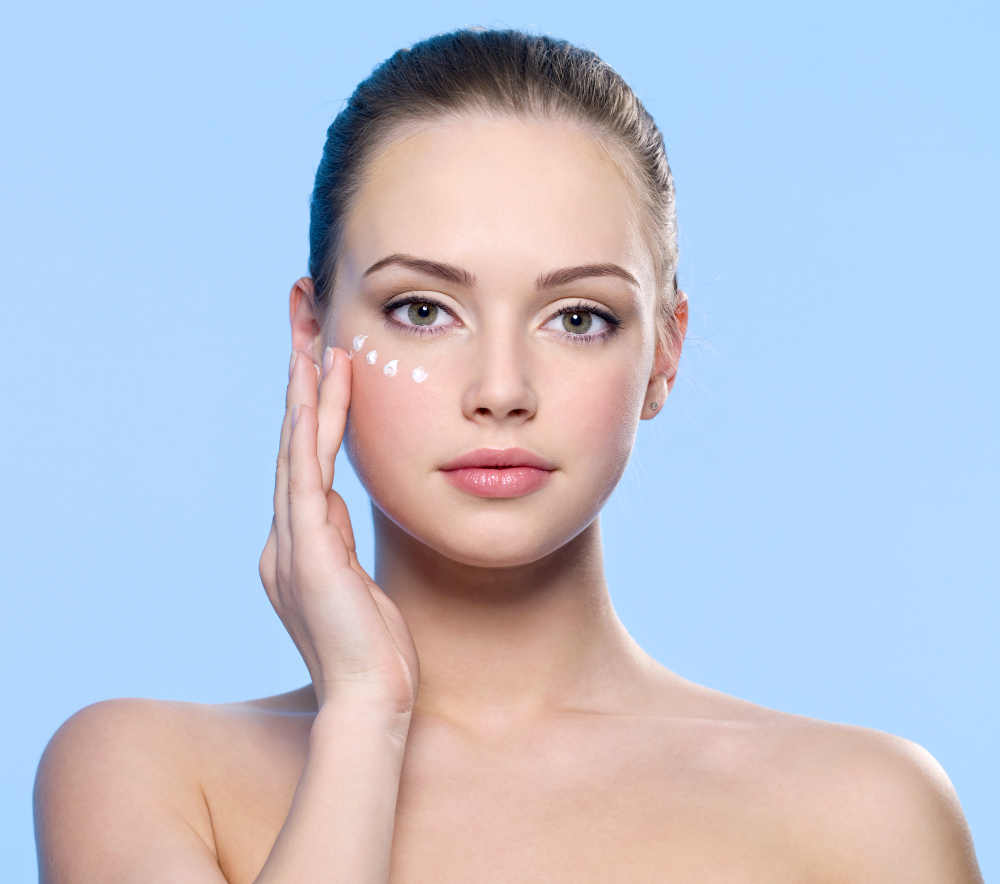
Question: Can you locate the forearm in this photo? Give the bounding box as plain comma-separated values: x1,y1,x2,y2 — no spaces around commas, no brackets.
254,698,410,884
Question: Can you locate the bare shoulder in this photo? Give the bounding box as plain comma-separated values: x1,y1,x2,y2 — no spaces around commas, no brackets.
35,689,315,883
656,677,984,882
770,714,982,881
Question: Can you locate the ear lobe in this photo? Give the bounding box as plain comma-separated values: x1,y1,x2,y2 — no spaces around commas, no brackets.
641,372,667,420
289,277,323,362
642,290,688,419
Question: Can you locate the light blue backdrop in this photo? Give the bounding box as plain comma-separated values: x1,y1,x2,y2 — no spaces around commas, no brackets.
1,1,996,879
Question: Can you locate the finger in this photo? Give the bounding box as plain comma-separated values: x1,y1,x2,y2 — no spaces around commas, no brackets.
317,347,352,492
287,403,351,569
259,518,279,601
276,350,322,540
326,489,358,552
287,347,320,413
273,350,308,575
324,490,379,591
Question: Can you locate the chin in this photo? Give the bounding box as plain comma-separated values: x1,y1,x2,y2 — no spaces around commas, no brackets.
372,481,604,571
420,518,580,569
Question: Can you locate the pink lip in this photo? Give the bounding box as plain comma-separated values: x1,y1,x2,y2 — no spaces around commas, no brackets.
440,447,555,498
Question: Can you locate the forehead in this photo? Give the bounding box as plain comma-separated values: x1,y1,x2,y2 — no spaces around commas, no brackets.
339,115,655,291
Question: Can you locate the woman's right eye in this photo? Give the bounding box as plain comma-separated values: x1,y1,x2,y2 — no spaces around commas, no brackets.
388,298,456,330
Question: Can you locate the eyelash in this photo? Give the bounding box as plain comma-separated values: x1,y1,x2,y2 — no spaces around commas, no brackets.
380,295,622,341
381,294,455,336
550,302,622,342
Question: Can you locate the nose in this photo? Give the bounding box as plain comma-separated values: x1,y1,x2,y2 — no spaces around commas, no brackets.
461,328,538,425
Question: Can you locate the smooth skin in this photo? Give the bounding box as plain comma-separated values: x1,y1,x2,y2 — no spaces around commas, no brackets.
34,116,983,883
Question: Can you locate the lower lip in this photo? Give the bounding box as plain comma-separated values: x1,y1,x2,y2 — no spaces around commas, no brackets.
442,466,553,498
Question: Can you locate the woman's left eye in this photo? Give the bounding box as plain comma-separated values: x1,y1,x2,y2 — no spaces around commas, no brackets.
389,299,455,328
543,309,611,336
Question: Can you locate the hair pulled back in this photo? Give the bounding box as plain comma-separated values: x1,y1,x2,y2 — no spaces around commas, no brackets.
310,28,681,349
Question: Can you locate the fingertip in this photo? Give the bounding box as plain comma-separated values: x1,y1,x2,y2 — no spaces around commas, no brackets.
319,348,353,395
338,347,355,380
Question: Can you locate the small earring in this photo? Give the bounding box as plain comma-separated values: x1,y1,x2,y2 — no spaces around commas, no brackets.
650,401,658,411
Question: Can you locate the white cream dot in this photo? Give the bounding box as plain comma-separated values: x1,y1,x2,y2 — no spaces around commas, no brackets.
352,334,368,352
412,366,428,383
383,359,399,377
366,350,377,365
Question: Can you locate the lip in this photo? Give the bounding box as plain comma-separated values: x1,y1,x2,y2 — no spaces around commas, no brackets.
439,447,555,498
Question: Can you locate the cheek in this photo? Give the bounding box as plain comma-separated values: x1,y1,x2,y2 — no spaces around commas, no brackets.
340,327,650,554
544,351,647,472
342,344,453,500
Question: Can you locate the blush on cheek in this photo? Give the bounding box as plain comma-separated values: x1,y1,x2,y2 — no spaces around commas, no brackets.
547,362,644,485
343,353,443,509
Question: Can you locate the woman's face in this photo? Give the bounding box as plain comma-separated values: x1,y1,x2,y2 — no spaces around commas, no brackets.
326,115,663,568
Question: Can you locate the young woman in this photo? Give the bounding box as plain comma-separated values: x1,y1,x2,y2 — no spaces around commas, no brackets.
34,29,982,883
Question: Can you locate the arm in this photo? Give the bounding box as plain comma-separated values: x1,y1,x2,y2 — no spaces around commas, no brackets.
255,700,408,883
36,347,419,883
252,344,420,883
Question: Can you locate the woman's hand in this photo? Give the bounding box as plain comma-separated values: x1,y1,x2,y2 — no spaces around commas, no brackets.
259,347,419,714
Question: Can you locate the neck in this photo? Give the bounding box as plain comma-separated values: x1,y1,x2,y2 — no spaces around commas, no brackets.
372,508,653,726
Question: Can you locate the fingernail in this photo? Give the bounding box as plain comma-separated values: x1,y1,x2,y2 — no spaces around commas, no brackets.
288,351,297,379
292,403,301,428
323,346,334,378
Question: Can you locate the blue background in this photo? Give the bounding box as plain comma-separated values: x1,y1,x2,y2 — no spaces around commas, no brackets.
1,1,996,878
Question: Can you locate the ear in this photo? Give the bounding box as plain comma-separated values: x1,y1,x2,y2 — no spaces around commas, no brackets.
289,277,324,365
641,290,689,420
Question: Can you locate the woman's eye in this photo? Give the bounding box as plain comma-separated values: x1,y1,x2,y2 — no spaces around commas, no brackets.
409,302,438,325
389,299,453,328
543,309,610,336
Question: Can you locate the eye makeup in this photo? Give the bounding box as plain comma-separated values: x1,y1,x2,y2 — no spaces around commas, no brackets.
381,294,620,344
543,302,621,342
382,294,457,336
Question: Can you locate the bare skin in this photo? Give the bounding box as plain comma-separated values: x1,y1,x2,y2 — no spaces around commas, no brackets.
34,116,983,883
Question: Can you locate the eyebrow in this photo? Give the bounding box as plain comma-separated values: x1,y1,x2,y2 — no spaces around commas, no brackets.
536,263,639,290
362,253,638,291
362,254,476,288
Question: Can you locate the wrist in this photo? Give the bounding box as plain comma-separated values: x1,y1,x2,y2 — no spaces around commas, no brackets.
312,690,413,744
313,674,415,718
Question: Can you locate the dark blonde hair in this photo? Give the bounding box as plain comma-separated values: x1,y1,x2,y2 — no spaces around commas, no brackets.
309,28,681,350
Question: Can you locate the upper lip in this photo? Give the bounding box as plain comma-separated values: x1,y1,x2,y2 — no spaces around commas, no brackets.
439,447,555,471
